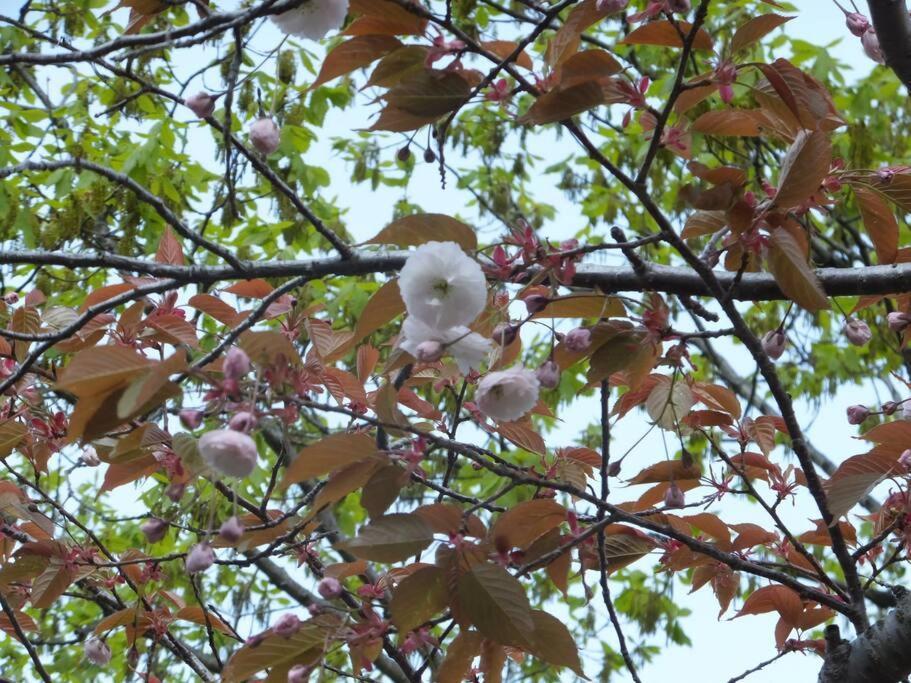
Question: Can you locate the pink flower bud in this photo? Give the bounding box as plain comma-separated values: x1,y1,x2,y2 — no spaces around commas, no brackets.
84,638,112,666
3,292,18,305
668,0,690,12
900,449,911,470
761,330,787,359
141,518,168,543
186,543,215,574
81,445,101,467
218,516,245,543
524,294,549,314
862,28,885,64
165,482,186,502
491,323,518,346
229,411,257,433
317,576,343,599
415,340,445,363
846,405,870,425
845,12,870,37
249,117,281,155
179,408,204,430
288,664,313,683
184,91,216,118
664,483,686,509
903,402,911,421
536,360,560,389
888,312,911,333
272,613,302,638
883,401,899,416
595,0,628,13
844,318,872,346
223,347,251,381
198,429,258,478
564,327,592,352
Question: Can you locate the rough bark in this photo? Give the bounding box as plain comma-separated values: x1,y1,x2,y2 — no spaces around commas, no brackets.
868,0,911,89
818,589,911,682
9,249,911,300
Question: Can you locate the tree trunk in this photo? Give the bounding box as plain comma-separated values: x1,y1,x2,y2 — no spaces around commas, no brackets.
818,589,911,682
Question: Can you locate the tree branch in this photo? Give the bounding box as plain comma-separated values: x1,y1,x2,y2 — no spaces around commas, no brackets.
867,0,911,90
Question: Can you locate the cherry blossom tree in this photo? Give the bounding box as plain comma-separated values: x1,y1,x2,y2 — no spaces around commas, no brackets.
2,1,911,681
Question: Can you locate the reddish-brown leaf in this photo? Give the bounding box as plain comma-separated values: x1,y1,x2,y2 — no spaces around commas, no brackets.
731,14,793,54
773,129,832,210
622,21,714,50
311,35,401,90
766,227,829,312
366,213,476,251
853,185,899,264
736,585,803,626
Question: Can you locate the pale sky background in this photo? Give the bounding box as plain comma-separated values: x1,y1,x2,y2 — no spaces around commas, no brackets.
14,1,900,681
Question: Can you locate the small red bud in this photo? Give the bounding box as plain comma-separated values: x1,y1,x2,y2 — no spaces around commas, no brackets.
846,405,870,425
664,483,686,509
524,294,549,314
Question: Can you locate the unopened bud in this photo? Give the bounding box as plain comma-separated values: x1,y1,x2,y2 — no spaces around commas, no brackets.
564,327,592,352
141,518,168,543
218,516,245,543
223,347,251,381
664,483,686,509
845,12,870,37
862,28,885,64
536,360,560,389
415,340,445,363
165,482,186,502
608,460,622,477
844,318,872,346
179,408,204,430
396,145,412,162
186,543,215,574
288,664,313,683
423,147,436,163
491,323,518,346
229,411,257,433
846,404,870,425
524,294,549,314
888,312,911,333
761,330,787,360
184,91,216,118
249,117,281,155
883,401,899,416
900,449,911,470
595,0,628,13
84,638,112,666
272,613,302,638
81,445,101,467
317,576,343,599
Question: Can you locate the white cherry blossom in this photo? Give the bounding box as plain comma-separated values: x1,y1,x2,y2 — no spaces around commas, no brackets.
398,241,487,329
475,366,540,422
399,316,491,374
271,0,349,40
